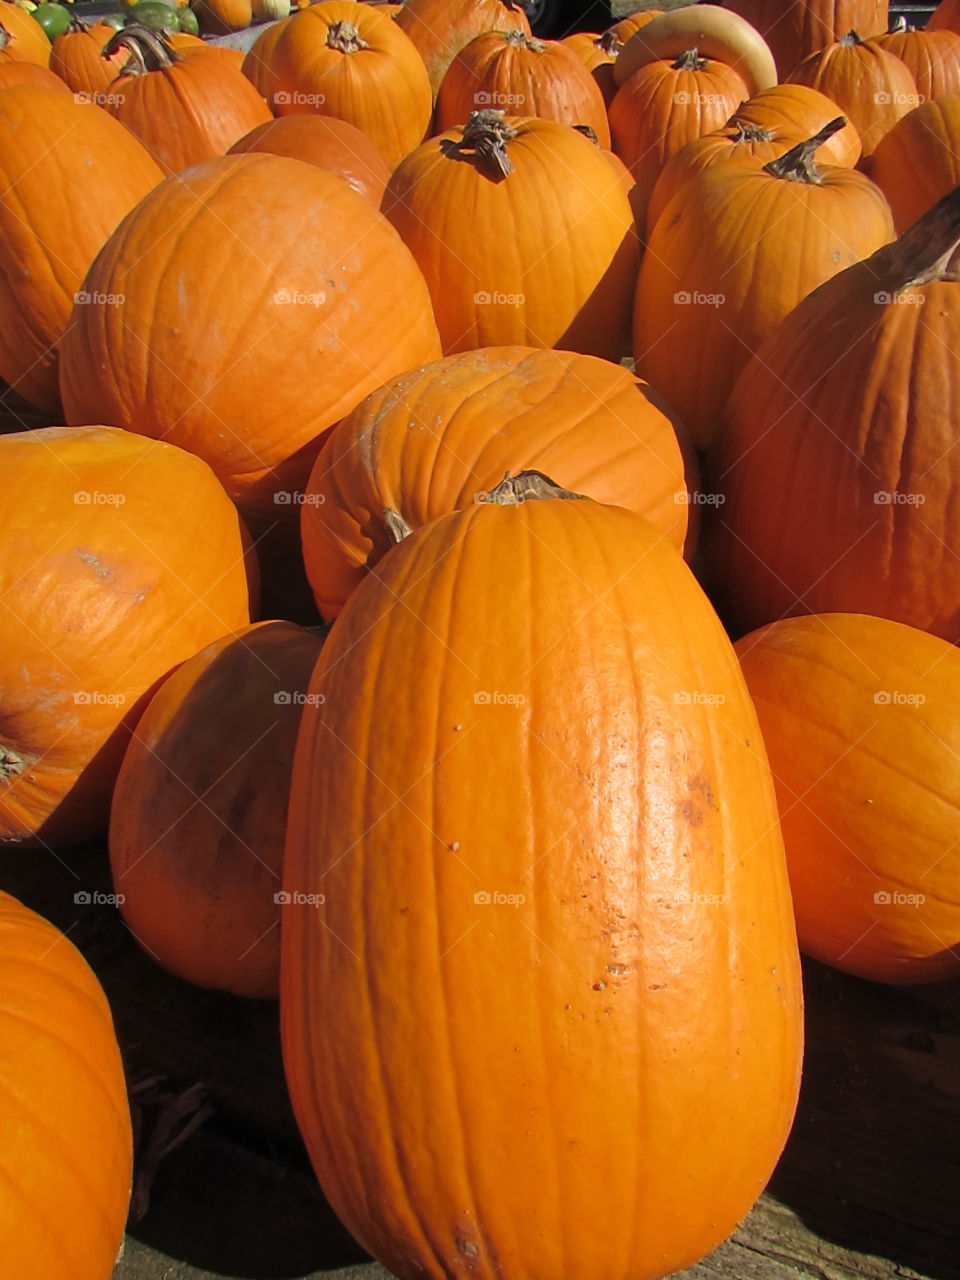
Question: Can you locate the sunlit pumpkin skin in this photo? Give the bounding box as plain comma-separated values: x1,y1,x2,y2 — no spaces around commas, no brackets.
193,0,252,34
0,86,161,413
608,9,663,43
110,620,324,999
301,347,697,618
282,478,804,1280
0,1,52,65
60,153,440,528
229,112,391,203
562,30,621,107
871,94,960,231
435,29,611,146
704,188,960,640
51,19,129,96
730,83,862,166
104,26,272,174
395,0,531,98
609,51,749,232
0,891,132,1276
786,30,920,158
725,0,887,77
383,112,638,360
270,1,431,170
634,121,893,449
0,58,70,89
240,13,291,97
736,613,960,984
0,426,256,847
871,27,960,99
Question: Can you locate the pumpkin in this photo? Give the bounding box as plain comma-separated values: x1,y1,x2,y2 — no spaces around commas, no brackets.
785,30,920,159
240,12,291,97
561,30,621,107
51,17,130,96
381,111,639,361
870,25,960,101
0,891,132,1274
871,93,960,231
736,613,960,984
110,620,324,999
725,0,887,77
0,0,52,65
181,40,245,71
614,5,777,95
270,1,431,170
229,113,391,203
0,57,69,89
395,0,531,99
192,0,252,34
608,50,749,233
608,9,664,43
435,29,611,147
103,25,272,173
0,86,161,413
59,153,441,532
634,119,894,450
920,0,960,33
702,185,960,641
0,426,256,846
282,472,803,1280
301,346,697,618
730,83,863,165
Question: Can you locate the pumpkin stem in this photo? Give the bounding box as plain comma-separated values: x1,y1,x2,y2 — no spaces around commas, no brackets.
838,29,863,44
874,183,960,291
597,29,623,56
326,20,369,53
502,29,546,51
672,47,707,71
729,121,775,142
0,24,10,50
572,123,600,145
481,470,586,505
0,747,26,781
763,116,846,184
104,24,179,71
888,13,909,30
452,109,519,180
383,507,413,545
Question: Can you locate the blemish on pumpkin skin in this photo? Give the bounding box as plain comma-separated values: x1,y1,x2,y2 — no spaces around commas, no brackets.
76,550,111,579
606,963,627,976
592,980,607,991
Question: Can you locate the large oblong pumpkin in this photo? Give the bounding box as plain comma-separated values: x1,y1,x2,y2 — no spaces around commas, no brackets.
0,891,132,1277
301,347,697,618
282,473,803,1280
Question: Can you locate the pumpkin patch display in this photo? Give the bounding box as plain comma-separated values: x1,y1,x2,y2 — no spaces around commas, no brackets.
283,473,803,1280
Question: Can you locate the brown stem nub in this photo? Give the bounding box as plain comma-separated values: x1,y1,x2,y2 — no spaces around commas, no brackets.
729,121,775,143
0,748,26,781
0,24,11,50
874,183,960,291
572,123,600,145
383,507,413,544
483,470,586,505
672,47,707,71
104,24,178,72
839,29,863,44
763,116,846,184
326,20,369,53
502,29,546,52
454,109,519,180
597,29,623,56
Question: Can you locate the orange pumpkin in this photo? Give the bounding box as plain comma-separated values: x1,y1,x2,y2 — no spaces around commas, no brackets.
193,0,252,34
51,18,130,97
702,186,960,641
229,113,391,203
726,0,887,77
240,13,292,97
270,1,431,170
301,347,697,617
0,86,162,413
561,30,621,106
730,83,863,165
609,50,749,231
435,29,611,146
0,426,256,846
608,9,664,43
395,0,531,98
786,30,920,158
870,26,960,100
182,41,245,71
110,621,324,999
925,0,960,33
382,111,639,361
0,891,132,1274
635,119,894,449
59,153,441,531
0,1,52,66
282,474,803,1280
0,58,70,90
736,613,960,984
871,93,960,230
103,26,272,174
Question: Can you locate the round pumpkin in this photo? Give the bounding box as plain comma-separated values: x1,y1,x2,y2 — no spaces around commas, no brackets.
59,153,441,530
228,113,391,203
395,0,531,98
110,620,324,999
730,83,863,166
0,426,256,847
0,1,52,65
925,0,960,34
0,86,162,413
736,613,960,984
561,29,621,107
634,119,894,449
301,347,697,618
103,25,272,173
0,57,69,89
240,12,291,97
270,1,431,170
608,9,664,43
50,17,130,96
726,0,887,78
435,29,611,146
382,111,639,361
702,186,960,640
282,473,803,1280
870,26,960,100
0,891,132,1275
871,93,960,231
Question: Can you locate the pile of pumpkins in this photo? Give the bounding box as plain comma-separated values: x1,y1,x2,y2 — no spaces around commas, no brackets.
1,0,959,1276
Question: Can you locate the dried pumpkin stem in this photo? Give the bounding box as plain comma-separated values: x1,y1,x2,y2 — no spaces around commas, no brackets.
873,183,960,290
839,30,863,45
501,29,545,52
572,123,600,145
104,24,178,72
729,122,775,143
672,47,707,71
383,507,413,545
483,470,586,505
597,30,623,56
326,20,369,54
763,116,846,184
0,24,10,50
454,109,519,180
0,747,26,780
